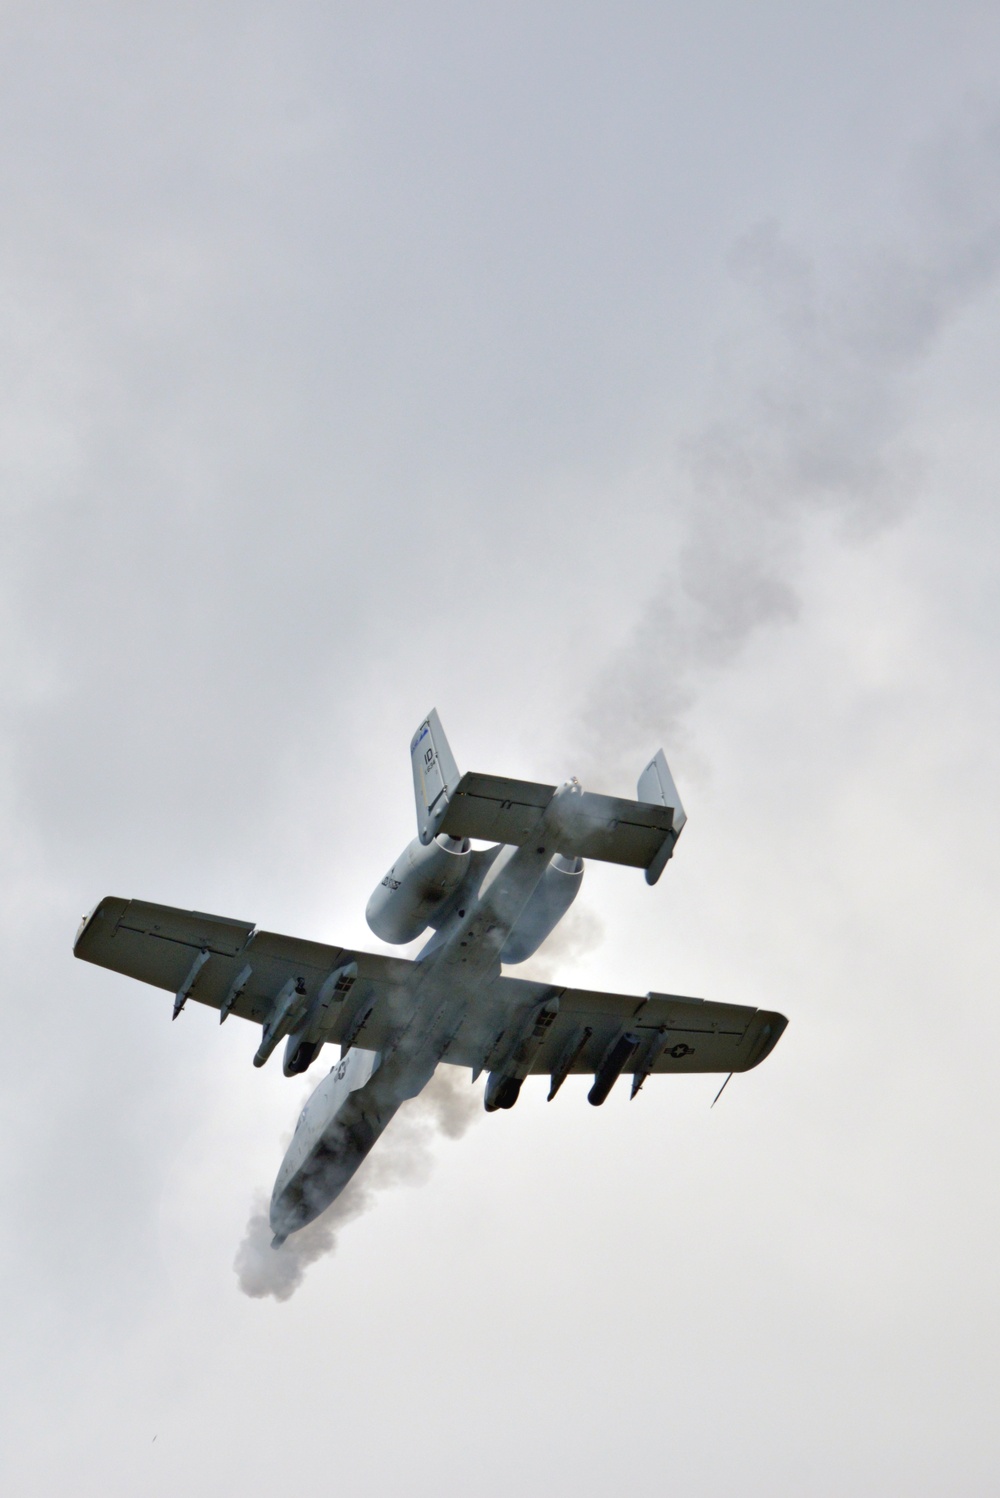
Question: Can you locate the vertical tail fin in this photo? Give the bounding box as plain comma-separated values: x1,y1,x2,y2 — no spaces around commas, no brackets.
638,749,687,885
638,749,687,833
410,709,462,843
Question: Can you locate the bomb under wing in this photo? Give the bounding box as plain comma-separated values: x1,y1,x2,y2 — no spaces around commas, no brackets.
73,709,788,1248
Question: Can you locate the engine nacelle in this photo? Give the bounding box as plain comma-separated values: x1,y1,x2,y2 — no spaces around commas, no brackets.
366,833,471,944
501,853,584,963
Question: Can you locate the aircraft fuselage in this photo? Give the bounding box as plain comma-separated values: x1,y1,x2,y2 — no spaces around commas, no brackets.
268,782,583,1243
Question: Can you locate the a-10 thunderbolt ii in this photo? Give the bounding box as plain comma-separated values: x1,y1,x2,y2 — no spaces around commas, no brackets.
74,712,787,1246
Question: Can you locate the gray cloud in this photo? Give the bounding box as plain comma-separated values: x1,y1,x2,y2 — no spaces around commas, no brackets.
2,10,1000,1496
516,903,606,985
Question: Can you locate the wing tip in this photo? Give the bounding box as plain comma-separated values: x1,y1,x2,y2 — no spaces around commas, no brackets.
73,895,127,959
739,1011,789,1070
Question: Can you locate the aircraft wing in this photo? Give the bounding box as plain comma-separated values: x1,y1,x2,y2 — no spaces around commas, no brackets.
73,897,413,1052
75,897,786,1084
448,972,787,1081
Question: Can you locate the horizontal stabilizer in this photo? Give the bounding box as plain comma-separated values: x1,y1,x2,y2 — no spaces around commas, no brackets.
438,773,554,845
438,773,676,874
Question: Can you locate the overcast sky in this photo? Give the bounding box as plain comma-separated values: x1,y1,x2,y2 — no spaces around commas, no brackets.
2,5,1000,1495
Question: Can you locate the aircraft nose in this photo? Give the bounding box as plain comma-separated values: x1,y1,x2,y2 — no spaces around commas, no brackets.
269,1177,313,1246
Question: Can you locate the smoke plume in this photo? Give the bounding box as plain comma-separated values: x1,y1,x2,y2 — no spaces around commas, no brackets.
574,119,1000,786
517,903,605,984
234,1065,482,1301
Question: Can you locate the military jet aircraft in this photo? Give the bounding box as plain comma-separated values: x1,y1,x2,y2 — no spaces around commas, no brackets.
74,711,787,1246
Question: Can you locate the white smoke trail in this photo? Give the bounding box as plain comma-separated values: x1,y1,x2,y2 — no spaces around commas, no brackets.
516,903,605,984
574,118,1000,786
234,1065,481,1300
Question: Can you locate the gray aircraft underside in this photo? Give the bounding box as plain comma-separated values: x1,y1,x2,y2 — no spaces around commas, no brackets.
74,711,787,1246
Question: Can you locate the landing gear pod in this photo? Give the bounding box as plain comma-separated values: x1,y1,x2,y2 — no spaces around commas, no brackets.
283,1037,323,1076
365,834,471,944
484,1072,523,1111
483,998,561,1111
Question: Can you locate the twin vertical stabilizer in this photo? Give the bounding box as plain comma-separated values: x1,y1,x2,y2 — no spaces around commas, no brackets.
636,748,687,885
637,748,687,835
410,709,462,844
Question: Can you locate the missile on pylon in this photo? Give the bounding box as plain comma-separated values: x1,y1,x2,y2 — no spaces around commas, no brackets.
588,1031,640,1106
